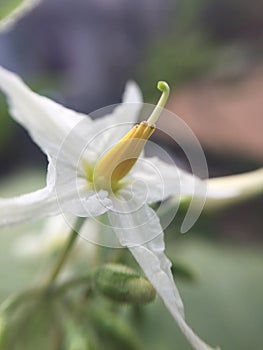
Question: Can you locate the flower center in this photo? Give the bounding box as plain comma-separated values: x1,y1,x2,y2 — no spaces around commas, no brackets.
91,81,170,192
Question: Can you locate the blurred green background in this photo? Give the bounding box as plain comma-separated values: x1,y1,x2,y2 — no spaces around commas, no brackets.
0,0,262,349
0,173,263,350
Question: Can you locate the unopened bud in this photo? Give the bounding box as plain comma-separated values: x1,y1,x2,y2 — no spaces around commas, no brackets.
94,264,156,304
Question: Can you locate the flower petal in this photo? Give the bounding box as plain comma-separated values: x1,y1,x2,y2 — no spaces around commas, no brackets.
0,187,59,227
108,199,184,315
54,155,112,218
82,81,143,163
130,242,218,350
0,177,110,228
129,156,206,203
206,167,263,199
108,200,218,350
0,152,111,227
0,66,90,155
114,80,143,126
122,80,143,105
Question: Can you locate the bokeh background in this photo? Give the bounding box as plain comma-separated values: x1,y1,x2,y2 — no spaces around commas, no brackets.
0,0,262,349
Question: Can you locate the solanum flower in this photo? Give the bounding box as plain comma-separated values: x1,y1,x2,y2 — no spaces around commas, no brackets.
0,66,218,350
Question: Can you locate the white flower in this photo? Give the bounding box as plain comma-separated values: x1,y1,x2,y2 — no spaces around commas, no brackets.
0,66,218,350
0,0,42,33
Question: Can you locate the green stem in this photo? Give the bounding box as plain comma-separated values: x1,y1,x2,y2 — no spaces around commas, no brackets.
46,217,85,287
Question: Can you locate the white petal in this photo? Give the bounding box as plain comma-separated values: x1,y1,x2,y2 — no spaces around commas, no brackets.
0,66,90,155
82,81,143,162
54,156,112,218
0,177,110,228
108,199,184,315
0,0,42,32
107,80,143,130
0,186,59,227
58,186,112,218
122,80,143,105
129,157,206,203
0,153,111,227
131,243,218,350
109,201,218,350
0,156,60,227
206,167,263,199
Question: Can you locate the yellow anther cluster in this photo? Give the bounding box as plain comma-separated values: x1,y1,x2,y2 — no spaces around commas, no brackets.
94,121,155,191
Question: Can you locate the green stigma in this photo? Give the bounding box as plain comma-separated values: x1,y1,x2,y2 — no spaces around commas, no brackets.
147,81,170,126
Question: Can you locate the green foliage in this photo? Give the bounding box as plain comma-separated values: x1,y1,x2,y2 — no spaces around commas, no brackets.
136,0,217,99
0,276,147,350
138,32,218,100
136,0,259,100
90,306,144,350
0,299,60,350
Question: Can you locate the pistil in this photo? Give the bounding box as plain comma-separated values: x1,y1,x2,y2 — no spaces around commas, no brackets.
93,81,170,191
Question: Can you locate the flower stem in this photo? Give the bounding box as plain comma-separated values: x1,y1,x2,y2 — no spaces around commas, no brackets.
46,217,85,287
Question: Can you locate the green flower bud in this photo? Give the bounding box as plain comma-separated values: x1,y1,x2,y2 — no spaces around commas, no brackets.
94,264,156,304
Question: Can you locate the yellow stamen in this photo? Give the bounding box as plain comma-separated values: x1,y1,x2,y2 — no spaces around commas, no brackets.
92,81,170,192
94,121,155,191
